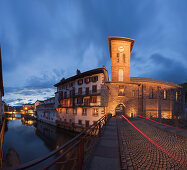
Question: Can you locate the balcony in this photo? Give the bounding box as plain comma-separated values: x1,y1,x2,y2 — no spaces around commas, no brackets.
58,90,101,100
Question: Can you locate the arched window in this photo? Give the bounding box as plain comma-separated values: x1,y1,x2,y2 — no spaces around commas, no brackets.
118,69,123,81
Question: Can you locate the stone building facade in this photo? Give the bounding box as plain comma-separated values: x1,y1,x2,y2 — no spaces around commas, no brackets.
52,36,184,129
106,37,183,119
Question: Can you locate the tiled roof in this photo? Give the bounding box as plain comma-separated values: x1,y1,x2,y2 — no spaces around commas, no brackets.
131,77,181,88
54,67,106,87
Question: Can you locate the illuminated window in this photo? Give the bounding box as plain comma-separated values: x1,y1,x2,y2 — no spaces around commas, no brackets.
118,69,123,81
176,91,178,101
163,90,167,100
82,108,87,116
73,108,77,115
93,108,99,116
118,85,125,96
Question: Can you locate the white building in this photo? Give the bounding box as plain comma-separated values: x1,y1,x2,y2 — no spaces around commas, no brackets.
54,67,109,129
36,97,57,126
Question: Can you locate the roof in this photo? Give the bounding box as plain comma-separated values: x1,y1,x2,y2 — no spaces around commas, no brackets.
108,37,135,58
131,77,181,88
54,67,106,87
0,46,4,96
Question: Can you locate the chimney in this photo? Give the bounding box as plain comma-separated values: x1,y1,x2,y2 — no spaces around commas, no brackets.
76,69,81,75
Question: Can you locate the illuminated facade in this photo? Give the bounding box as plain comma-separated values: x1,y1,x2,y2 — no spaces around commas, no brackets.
54,37,184,129
54,68,109,128
106,37,184,119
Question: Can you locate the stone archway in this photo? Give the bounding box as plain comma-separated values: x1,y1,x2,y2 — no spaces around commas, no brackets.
115,103,125,116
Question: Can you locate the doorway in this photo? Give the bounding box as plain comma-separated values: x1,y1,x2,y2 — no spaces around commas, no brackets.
115,104,125,116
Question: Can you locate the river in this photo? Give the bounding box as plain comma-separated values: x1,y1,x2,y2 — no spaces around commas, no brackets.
3,114,75,168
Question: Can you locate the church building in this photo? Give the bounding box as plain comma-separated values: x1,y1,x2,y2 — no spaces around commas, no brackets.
54,37,184,129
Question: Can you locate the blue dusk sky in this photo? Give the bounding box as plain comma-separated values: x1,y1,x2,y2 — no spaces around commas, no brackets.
1,0,187,106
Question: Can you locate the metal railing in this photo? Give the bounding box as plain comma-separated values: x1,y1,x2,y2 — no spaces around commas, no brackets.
0,120,6,168
9,114,111,170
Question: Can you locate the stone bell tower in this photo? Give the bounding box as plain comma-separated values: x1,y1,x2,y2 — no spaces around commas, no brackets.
108,37,134,82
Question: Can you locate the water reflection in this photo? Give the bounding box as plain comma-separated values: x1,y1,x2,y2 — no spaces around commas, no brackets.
3,116,75,168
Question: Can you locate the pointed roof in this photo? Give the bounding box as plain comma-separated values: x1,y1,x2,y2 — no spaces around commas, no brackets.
0,46,4,96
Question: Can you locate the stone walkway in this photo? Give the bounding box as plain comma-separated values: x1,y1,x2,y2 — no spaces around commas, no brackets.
85,117,120,170
117,117,187,170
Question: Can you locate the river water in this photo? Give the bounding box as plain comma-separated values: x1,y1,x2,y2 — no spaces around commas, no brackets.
3,115,75,168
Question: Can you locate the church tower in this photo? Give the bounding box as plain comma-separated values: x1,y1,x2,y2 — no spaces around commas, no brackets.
108,37,134,82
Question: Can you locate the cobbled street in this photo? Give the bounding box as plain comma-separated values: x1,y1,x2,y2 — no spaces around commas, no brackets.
117,117,187,170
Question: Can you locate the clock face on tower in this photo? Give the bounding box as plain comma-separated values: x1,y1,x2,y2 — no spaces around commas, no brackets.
118,46,124,52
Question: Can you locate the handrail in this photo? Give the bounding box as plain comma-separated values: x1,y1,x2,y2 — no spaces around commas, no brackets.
0,120,6,168
8,114,111,170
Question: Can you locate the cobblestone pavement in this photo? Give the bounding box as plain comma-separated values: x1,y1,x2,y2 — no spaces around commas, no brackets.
117,116,187,170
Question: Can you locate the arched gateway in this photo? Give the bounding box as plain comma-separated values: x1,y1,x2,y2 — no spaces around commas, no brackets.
115,104,125,116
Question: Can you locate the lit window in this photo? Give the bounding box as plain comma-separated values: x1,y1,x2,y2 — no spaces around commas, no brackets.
176,91,178,101
93,108,99,116
82,108,87,116
163,90,167,100
73,108,77,115
118,69,123,81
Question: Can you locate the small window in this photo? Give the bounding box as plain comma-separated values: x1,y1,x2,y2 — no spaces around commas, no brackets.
78,120,82,125
82,108,87,116
66,109,68,114
64,92,67,98
118,85,125,96
86,87,89,95
84,77,90,84
84,98,90,106
123,53,125,63
73,108,77,115
93,108,99,116
117,53,119,63
78,88,82,95
78,79,83,85
176,91,178,101
91,96,97,103
92,85,97,93
163,90,167,100
92,76,98,82
85,120,90,127
77,98,83,104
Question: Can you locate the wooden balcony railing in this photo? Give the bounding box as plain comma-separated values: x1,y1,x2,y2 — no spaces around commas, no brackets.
10,114,112,170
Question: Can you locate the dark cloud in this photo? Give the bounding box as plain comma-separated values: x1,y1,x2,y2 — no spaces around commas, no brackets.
1,0,187,105
140,53,187,83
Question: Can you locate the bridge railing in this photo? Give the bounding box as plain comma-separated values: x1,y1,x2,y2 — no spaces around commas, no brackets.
0,120,6,168
9,114,111,170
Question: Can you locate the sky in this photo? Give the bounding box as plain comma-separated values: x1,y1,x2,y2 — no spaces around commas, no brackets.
0,0,187,106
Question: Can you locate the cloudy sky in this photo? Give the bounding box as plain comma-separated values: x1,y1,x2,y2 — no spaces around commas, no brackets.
1,0,187,106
